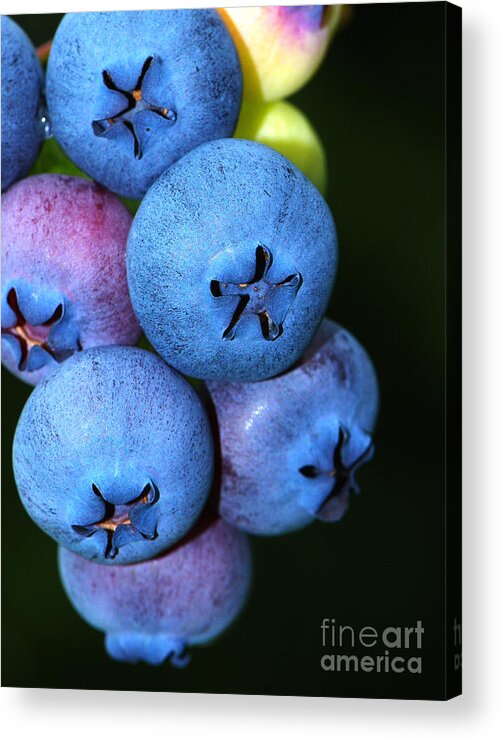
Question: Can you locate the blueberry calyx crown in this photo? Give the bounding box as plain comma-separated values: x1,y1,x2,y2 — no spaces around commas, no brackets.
72,481,160,560
105,632,190,667
299,426,374,522
1,284,81,373
92,55,177,160
210,244,302,341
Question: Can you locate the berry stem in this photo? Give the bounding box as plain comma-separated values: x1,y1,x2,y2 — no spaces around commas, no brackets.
36,40,52,63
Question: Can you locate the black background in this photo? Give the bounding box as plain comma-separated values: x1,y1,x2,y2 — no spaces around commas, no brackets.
2,3,454,698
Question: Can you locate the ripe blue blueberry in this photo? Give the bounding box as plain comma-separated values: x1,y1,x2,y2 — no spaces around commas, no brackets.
206,319,379,535
58,514,252,666
13,346,214,564
1,17,44,192
1,175,141,386
127,138,338,381
46,10,242,199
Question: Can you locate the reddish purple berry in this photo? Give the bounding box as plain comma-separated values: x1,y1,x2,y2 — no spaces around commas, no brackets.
207,319,379,535
2,174,141,385
58,514,252,666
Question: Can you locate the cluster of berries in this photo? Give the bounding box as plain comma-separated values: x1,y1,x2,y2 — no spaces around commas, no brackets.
2,7,378,667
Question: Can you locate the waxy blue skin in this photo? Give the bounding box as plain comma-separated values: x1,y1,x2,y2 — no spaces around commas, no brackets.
206,319,379,535
46,10,242,199
127,138,338,381
1,17,44,191
58,515,252,666
13,346,214,564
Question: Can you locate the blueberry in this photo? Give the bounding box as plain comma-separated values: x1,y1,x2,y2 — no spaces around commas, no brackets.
1,17,44,191
1,175,141,386
58,513,251,665
13,346,214,564
127,138,338,382
46,10,242,199
206,319,379,535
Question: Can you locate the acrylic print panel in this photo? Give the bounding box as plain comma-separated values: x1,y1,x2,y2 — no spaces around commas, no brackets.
1,2,461,700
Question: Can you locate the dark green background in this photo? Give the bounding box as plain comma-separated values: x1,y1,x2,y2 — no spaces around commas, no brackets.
2,3,451,698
